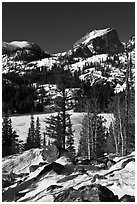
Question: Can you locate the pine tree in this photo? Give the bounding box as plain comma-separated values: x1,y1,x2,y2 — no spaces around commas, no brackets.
45,113,63,148
53,58,73,149
43,132,47,146
34,117,41,148
45,108,76,152
25,114,35,150
95,116,107,157
66,117,76,160
2,113,20,157
124,54,135,154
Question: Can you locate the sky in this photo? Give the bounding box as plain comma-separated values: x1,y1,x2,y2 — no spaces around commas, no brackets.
2,2,135,53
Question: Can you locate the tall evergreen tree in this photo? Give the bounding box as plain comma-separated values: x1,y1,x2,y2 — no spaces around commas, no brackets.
34,117,41,148
45,113,63,148
45,112,73,149
25,114,35,150
43,132,47,146
53,58,73,149
2,113,20,157
66,117,76,159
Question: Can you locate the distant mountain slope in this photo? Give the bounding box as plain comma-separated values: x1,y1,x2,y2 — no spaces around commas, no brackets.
2,28,135,94
2,41,51,62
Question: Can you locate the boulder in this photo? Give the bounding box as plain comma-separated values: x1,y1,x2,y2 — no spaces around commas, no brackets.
119,194,135,202
54,184,119,202
34,162,67,180
121,158,135,169
55,156,75,174
41,145,59,163
29,165,39,173
74,166,87,175
106,159,116,169
78,184,119,202
14,192,27,202
54,187,78,202
47,185,63,192
91,174,107,183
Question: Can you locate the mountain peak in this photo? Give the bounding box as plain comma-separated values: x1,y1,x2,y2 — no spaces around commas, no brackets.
74,28,113,47
70,27,124,58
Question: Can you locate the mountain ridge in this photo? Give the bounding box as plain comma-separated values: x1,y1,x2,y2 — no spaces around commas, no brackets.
2,27,135,93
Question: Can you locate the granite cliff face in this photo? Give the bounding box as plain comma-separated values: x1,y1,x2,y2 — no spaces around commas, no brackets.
67,28,124,58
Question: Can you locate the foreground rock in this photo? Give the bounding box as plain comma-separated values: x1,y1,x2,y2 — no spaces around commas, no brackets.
119,194,135,202
54,184,119,202
41,145,60,163
34,162,66,180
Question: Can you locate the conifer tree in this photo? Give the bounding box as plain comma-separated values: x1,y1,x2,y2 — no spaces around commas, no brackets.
43,132,47,146
2,113,20,157
25,114,35,150
53,57,73,149
45,112,73,149
45,113,63,148
34,117,41,148
66,117,76,159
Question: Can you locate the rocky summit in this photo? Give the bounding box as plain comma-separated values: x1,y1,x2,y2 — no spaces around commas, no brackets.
71,28,124,57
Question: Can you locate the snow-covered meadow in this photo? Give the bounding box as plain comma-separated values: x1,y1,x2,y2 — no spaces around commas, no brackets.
11,111,84,148
11,111,114,149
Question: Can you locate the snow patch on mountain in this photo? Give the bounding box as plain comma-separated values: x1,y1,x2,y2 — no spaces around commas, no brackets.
27,57,58,70
82,28,111,45
69,54,108,72
10,41,30,49
74,28,111,47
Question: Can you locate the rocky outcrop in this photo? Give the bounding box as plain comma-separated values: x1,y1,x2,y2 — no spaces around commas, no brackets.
54,183,119,202
119,194,135,202
47,185,63,192
35,162,66,180
29,165,40,173
69,28,124,58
